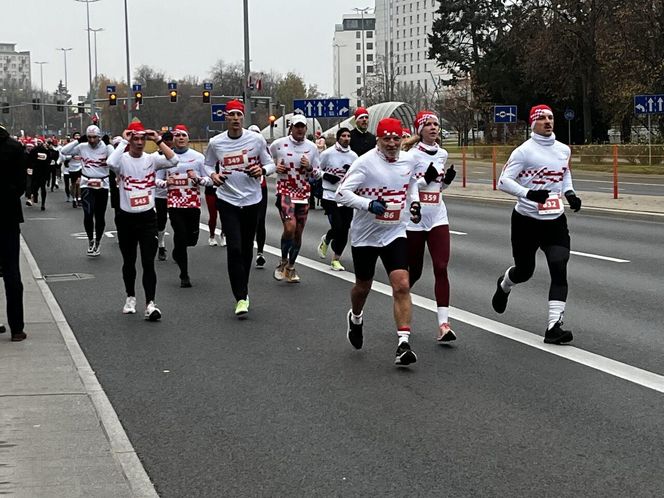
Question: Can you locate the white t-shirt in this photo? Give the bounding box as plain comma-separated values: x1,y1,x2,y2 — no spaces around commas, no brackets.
270,136,321,204
60,140,114,189
318,143,358,202
336,148,419,247
204,129,275,207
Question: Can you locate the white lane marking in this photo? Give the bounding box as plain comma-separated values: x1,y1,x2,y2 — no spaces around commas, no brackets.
198,222,664,394
450,230,467,235
20,237,159,498
570,250,630,263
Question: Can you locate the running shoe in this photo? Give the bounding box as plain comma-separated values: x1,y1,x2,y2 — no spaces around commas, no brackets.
158,247,167,261
437,323,457,342
122,296,137,314
317,235,329,259
72,199,77,208
86,240,95,256
145,301,162,321
395,342,417,365
208,237,218,247
219,234,227,247
346,310,363,349
180,276,192,288
491,276,509,314
255,253,266,269
0,323,5,334
285,266,300,283
273,261,287,281
234,299,249,316
544,321,573,345
91,241,101,257
25,199,32,207
330,260,345,271
11,331,27,342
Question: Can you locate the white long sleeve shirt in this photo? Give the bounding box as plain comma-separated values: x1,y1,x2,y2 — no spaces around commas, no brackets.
499,133,574,220
60,140,114,189
59,140,83,173
270,136,321,204
107,140,179,214
318,143,358,201
204,129,275,207
336,148,419,247
404,142,450,231
156,148,211,209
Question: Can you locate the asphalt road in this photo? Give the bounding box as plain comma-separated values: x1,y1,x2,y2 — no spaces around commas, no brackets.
21,190,664,497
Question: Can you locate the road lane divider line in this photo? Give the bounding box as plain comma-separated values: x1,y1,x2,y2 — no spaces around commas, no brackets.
570,250,630,263
201,224,663,394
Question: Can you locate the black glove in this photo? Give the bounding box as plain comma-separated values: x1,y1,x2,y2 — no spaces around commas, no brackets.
526,189,550,204
409,201,422,223
424,163,439,184
565,191,582,212
342,163,351,171
368,199,387,216
443,164,456,185
323,172,341,184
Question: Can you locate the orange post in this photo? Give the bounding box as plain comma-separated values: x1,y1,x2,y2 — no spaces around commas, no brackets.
492,145,497,190
613,144,619,199
462,146,467,188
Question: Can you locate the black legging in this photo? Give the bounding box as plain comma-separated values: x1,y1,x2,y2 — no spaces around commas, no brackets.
321,199,353,257
155,197,168,232
0,225,24,334
31,174,47,207
64,173,71,199
115,209,158,303
217,198,259,301
255,184,268,253
168,207,200,279
81,187,109,243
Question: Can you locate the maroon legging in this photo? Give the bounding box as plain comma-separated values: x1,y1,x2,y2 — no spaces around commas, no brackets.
206,193,220,236
407,224,450,306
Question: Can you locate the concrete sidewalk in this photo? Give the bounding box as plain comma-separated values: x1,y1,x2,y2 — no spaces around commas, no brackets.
0,241,157,497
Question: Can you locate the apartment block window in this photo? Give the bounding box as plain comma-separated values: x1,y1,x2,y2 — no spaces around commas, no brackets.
367,54,374,62
356,54,361,62
356,66,362,73
367,66,374,73
356,43,361,50
356,31,361,39
367,31,373,38
367,42,373,50
357,77,362,84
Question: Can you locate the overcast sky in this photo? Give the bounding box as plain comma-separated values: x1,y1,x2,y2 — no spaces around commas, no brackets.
5,0,372,99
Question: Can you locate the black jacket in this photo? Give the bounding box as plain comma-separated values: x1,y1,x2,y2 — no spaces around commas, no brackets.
350,128,376,157
0,131,27,226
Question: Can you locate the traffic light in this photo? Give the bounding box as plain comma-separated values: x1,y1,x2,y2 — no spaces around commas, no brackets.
109,92,117,106
269,115,277,128
134,91,143,105
202,90,211,104
56,100,64,112
169,90,178,103
1,102,9,114
77,102,85,114
32,98,40,110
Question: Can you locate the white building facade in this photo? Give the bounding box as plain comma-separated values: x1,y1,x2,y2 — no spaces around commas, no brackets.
332,13,377,107
0,43,31,88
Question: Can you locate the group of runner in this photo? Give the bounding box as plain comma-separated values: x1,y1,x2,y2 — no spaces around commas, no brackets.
5,102,582,365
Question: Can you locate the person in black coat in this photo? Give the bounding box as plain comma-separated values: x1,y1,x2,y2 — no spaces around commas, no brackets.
0,124,27,341
349,107,377,157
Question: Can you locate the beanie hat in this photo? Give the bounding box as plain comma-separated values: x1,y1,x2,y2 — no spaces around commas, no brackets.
173,124,189,136
402,128,412,138
529,105,553,127
376,118,403,138
336,127,351,141
248,125,261,133
414,111,439,135
127,120,145,134
354,107,369,119
86,125,101,136
226,100,245,115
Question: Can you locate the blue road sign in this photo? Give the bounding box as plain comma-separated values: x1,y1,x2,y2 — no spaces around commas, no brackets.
494,105,517,123
211,104,226,122
106,85,116,93
634,94,664,115
132,84,142,92
564,109,575,121
203,82,213,91
293,98,351,118
168,82,178,91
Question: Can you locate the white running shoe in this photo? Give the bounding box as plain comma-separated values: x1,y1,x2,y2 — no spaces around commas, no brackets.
122,296,137,314
219,234,227,247
144,301,162,321
91,241,101,257
208,237,218,247
273,261,287,281
86,240,95,256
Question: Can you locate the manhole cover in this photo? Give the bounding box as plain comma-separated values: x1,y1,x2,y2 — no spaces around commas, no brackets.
43,273,95,282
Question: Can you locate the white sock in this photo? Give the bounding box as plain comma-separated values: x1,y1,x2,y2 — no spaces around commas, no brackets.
158,231,166,248
437,306,450,326
351,310,363,325
547,300,566,330
500,267,515,293
397,327,410,344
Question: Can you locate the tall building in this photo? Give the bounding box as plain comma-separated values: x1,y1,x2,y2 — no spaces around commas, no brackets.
332,13,377,106
374,0,446,96
0,43,31,88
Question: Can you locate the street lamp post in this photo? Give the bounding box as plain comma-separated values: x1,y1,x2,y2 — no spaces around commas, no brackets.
353,7,371,107
87,27,103,85
124,0,132,126
243,0,252,127
75,0,100,120
57,48,72,136
333,43,346,98
34,61,48,135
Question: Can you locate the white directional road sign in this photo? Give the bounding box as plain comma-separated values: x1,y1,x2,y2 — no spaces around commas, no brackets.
494,105,517,123
211,104,226,122
634,94,664,115
293,98,350,118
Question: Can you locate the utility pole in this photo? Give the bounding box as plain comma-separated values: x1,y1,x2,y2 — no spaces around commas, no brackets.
34,61,48,135
75,0,100,121
57,48,72,136
353,7,371,107
88,27,103,85
243,0,252,127
124,0,132,125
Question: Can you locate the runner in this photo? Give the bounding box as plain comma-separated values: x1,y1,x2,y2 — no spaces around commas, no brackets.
336,117,422,366
316,127,358,271
158,124,211,288
204,100,276,317
270,114,321,283
402,110,457,342
61,132,84,208
349,107,376,157
27,138,53,211
248,124,268,269
491,104,582,344
154,131,174,261
107,121,179,321
60,125,114,256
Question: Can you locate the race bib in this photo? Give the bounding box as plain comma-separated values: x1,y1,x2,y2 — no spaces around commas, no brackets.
538,193,564,215
129,190,151,210
419,190,441,205
86,178,102,189
376,202,402,224
222,150,248,170
170,175,190,187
